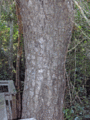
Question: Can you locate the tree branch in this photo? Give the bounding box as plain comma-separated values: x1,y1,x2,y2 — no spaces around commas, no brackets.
68,22,90,53
74,0,90,26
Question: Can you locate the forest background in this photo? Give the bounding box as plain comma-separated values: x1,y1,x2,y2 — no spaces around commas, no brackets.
0,0,90,119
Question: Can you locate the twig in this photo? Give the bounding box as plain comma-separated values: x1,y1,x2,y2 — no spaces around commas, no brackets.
68,22,90,53
74,0,90,26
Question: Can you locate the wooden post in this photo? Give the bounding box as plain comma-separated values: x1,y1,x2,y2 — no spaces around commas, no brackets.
12,94,17,119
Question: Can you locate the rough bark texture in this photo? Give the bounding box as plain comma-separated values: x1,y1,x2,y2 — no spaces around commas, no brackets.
15,0,23,118
19,0,73,120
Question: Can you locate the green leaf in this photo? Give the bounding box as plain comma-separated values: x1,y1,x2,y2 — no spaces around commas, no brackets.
78,26,82,30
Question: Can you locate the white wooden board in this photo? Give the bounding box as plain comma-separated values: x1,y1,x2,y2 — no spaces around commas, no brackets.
20,118,36,120
0,93,7,120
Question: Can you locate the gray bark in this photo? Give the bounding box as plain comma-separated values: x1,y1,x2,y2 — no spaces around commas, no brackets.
8,20,13,79
19,0,73,120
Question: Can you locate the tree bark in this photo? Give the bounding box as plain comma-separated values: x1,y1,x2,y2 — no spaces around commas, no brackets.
8,20,13,79
19,0,73,120
15,0,23,118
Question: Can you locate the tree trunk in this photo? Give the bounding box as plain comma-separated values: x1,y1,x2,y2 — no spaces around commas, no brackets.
8,20,13,79
19,0,73,119
15,0,23,118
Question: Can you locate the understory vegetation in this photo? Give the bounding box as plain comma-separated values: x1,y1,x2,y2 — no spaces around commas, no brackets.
64,0,90,119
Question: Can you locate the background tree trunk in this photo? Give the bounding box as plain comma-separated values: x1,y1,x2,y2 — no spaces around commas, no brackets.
8,20,13,79
19,0,73,119
15,0,23,118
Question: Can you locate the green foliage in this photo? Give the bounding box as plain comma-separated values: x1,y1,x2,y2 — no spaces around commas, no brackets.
1,1,16,22
63,108,74,120
0,0,25,84
0,0,18,80
64,0,90,119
